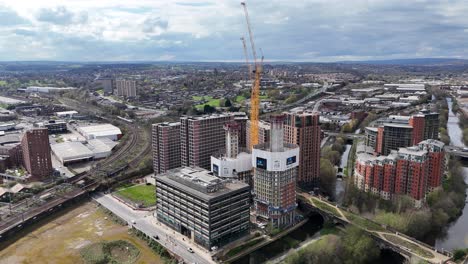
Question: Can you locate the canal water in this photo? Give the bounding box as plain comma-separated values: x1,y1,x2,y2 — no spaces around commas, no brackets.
335,144,351,205
232,215,324,264
434,98,468,251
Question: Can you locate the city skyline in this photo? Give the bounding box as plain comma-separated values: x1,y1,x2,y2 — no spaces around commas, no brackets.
1,0,468,61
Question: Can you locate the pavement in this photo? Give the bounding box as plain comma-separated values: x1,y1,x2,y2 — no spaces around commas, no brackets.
93,193,215,264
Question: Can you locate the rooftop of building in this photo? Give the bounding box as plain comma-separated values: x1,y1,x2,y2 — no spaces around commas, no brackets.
398,146,427,156
51,141,94,160
78,123,122,136
55,110,78,115
180,113,232,121
418,139,445,148
154,122,181,127
365,127,379,132
351,87,383,92
252,142,299,152
284,109,319,116
156,167,249,201
382,123,413,129
36,120,67,126
87,138,118,153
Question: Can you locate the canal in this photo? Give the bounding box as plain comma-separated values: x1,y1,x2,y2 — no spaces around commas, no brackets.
232,214,324,264
335,144,351,205
435,98,468,251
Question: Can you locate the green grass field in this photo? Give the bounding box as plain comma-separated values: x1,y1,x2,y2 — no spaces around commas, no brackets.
116,184,156,207
0,80,7,87
235,95,246,103
195,96,222,110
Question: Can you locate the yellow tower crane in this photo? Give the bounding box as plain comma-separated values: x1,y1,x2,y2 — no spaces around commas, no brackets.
241,1,263,150
240,37,252,80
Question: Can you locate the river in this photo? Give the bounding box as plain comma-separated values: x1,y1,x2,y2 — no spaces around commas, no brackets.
434,98,468,251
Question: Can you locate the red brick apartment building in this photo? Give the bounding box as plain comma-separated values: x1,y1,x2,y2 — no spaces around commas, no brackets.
283,111,321,188
21,128,53,181
354,139,445,207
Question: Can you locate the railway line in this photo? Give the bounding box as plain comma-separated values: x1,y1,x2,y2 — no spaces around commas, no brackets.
0,99,152,240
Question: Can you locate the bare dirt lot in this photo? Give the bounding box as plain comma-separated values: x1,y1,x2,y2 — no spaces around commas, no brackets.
0,202,163,264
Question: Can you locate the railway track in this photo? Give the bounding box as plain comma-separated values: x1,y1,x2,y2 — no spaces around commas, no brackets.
0,98,152,239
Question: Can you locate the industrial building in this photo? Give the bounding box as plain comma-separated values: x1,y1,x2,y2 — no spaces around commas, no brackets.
51,142,94,165
155,167,250,249
34,120,67,134
252,115,299,228
211,122,252,186
77,124,122,141
0,122,15,131
55,111,78,119
152,122,181,175
24,86,77,93
51,138,117,165
284,111,321,188
354,139,445,207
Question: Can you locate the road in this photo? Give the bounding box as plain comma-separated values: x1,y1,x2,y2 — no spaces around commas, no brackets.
93,193,214,264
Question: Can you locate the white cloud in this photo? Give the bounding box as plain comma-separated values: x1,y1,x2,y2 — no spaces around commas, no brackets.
1,0,468,61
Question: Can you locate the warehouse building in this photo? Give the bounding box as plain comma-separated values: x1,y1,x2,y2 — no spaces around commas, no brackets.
77,124,122,141
51,142,94,165
155,167,250,249
51,138,117,165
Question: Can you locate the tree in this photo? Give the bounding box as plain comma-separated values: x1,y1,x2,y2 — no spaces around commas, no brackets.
342,226,380,264
320,158,336,198
225,98,232,107
406,210,432,239
203,105,216,113
284,235,343,264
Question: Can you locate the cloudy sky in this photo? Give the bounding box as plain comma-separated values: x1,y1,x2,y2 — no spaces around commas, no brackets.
1,0,468,62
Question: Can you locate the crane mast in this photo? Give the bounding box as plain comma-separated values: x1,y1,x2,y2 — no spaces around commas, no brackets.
241,1,262,150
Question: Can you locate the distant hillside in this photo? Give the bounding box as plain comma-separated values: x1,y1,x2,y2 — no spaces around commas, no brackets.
338,58,468,66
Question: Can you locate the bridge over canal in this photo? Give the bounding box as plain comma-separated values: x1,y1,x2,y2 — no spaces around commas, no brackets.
298,192,453,264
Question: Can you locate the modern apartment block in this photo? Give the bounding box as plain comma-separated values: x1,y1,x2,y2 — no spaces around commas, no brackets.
21,128,53,181
381,123,413,156
365,111,439,155
180,114,236,170
152,122,181,175
284,111,321,188
115,79,137,98
246,120,271,150
211,122,252,186
155,167,250,249
96,78,114,94
252,115,299,228
231,112,249,148
354,139,445,207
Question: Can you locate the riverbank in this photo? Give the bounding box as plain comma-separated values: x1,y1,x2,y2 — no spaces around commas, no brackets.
434,98,468,251
0,202,163,264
